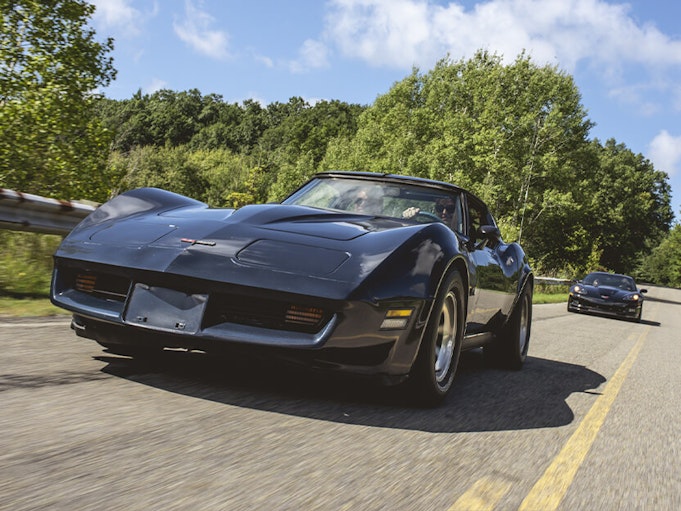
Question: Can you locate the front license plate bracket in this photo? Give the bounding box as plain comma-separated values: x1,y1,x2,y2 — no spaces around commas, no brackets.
124,283,208,334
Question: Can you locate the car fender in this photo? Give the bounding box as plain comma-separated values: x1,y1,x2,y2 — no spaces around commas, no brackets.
73,187,211,233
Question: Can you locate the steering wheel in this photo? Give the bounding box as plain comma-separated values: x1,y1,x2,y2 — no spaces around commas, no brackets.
414,211,442,223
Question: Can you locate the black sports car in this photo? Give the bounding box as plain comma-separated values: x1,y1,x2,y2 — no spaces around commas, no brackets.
51,171,533,405
567,271,647,322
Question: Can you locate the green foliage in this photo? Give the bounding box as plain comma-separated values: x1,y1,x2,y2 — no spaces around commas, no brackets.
586,139,673,273
0,0,115,201
321,51,672,276
98,92,369,205
638,223,681,286
268,152,317,202
111,145,209,203
189,149,255,207
0,231,62,296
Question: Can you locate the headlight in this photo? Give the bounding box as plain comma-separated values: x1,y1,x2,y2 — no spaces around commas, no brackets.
570,285,586,295
624,294,640,302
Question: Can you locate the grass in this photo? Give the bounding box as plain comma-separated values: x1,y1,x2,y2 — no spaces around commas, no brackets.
533,292,568,304
0,297,70,318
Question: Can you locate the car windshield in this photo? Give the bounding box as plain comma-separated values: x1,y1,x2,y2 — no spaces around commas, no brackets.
583,273,637,291
282,177,460,225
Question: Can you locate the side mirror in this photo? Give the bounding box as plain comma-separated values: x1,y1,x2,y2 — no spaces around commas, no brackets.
640,288,648,294
471,225,501,250
478,225,501,240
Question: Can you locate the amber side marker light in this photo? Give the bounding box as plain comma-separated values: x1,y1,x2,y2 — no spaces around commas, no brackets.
381,308,413,330
75,273,96,293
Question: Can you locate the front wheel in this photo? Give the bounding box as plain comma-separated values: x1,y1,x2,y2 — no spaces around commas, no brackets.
485,284,532,370
409,270,465,406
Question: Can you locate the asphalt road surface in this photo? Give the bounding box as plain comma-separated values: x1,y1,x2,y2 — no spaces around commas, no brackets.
1,286,680,510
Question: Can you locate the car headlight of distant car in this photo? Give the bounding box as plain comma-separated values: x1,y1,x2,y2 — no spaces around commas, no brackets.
380,308,414,329
623,293,641,302
570,285,587,295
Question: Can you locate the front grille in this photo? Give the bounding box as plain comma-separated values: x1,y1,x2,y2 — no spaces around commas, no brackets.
203,293,330,334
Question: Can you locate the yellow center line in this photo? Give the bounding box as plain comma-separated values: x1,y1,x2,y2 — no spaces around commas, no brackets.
518,325,650,511
448,477,512,511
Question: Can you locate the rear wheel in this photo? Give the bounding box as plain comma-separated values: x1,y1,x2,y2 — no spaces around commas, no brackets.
485,284,532,370
409,270,465,406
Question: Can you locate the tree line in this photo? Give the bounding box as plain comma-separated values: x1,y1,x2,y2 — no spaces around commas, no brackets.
1,0,679,287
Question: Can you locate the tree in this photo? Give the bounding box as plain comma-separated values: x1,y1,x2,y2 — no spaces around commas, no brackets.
590,139,673,273
321,51,672,275
114,145,208,202
638,223,681,287
323,52,593,244
0,0,115,200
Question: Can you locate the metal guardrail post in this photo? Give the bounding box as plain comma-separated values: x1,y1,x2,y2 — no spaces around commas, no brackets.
0,188,97,236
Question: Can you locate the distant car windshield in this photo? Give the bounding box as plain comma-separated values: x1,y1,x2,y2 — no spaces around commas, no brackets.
583,273,636,291
282,177,458,224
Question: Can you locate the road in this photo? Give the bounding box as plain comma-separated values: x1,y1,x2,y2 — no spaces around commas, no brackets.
1,287,680,510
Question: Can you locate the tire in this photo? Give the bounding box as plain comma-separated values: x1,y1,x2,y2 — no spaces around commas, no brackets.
409,270,465,406
485,284,532,370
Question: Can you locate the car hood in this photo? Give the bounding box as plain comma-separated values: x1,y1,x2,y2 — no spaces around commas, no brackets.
56,202,433,299
580,284,638,300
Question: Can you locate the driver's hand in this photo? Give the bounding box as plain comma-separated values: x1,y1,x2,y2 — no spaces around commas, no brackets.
402,206,420,219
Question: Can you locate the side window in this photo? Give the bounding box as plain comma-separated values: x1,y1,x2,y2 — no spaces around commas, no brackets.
467,201,484,238
431,194,464,233
466,196,495,239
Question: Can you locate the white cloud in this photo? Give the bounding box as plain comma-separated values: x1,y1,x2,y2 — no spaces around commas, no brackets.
255,54,275,69
289,39,331,73
90,0,150,36
649,130,681,177
173,0,231,60
324,0,681,73
144,78,168,95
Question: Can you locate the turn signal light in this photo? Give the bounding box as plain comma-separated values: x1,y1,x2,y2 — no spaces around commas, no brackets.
380,308,413,330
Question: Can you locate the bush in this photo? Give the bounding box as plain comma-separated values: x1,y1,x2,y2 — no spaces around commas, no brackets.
0,231,62,297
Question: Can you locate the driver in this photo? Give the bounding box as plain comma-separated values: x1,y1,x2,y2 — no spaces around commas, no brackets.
403,196,460,230
435,197,457,224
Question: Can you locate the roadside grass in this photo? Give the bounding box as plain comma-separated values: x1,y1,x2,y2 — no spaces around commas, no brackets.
0,297,70,318
533,292,568,304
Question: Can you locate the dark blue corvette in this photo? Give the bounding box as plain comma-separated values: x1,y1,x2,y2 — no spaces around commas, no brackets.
567,271,647,322
51,171,533,405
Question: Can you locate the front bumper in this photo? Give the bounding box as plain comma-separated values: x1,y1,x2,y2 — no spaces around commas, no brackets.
52,262,429,381
567,295,641,319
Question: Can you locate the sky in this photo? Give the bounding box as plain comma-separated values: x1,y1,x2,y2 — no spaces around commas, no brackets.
89,0,681,219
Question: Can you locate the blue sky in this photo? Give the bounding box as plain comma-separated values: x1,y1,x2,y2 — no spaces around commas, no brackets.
90,0,681,218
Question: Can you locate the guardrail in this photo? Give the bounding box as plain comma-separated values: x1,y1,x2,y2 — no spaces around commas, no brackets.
534,276,571,286
0,188,96,236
